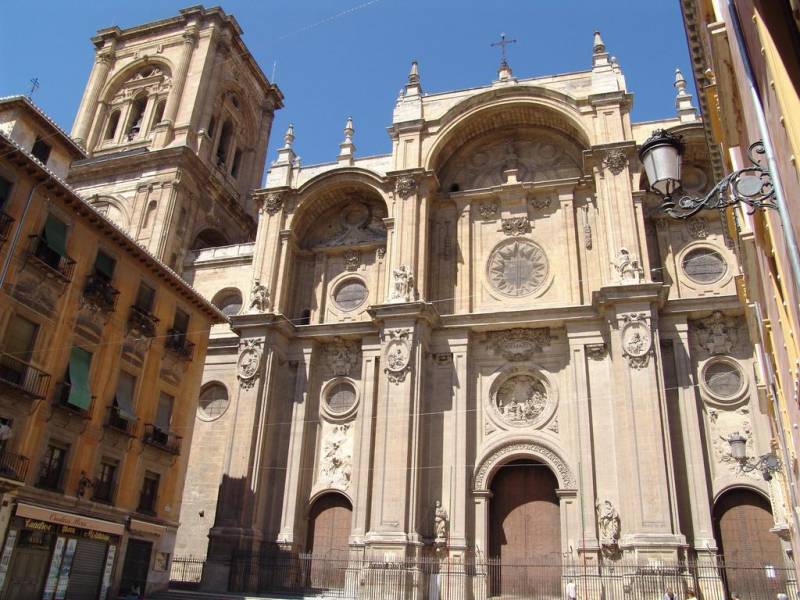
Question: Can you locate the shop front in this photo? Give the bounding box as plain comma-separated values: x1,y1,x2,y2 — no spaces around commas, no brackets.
0,503,123,600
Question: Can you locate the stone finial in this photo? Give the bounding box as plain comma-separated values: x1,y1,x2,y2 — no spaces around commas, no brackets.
593,30,606,54
338,116,356,164
592,30,610,69
283,123,295,149
404,60,423,96
674,68,698,123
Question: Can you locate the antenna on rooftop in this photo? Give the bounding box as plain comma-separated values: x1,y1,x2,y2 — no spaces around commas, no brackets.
28,78,39,100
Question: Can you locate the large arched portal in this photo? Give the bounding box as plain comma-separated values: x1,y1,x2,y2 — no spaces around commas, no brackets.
489,459,561,596
713,488,786,597
306,493,352,590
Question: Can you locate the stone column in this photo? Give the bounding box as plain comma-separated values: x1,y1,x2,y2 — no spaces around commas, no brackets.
250,190,286,312
277,342,315,549
194,31,229,159
72,47,114,147
454,200,472,313
386,171,428,301
448,333,469,551
559,186,582,304
161,23,198,138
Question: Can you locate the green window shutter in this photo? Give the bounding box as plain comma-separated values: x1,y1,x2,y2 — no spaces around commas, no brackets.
66,348,92,410
114,372,137,421
43,215,68,257
94,251,116,280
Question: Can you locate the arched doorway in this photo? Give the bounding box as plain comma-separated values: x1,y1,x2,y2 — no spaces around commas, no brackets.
713,488,786,597
489,459,561,596
306,493,352,590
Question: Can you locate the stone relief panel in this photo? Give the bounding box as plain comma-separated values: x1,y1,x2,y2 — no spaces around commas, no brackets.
303,198,387,250
318,422,354,491
690,311,742,356
439,128,583,192
486,238,549,298
237,338,263,390
323,337,360,377
619,313,653,369
486,367,558,432
382,328,413,384
488,327,553,361
706,405,760,481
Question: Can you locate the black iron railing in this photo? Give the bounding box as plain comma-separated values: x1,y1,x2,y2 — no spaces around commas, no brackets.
165,329,195,360
0,211,15,244
143,423,181,455
83,274,119,312
0,353,50,399
218,553,799,600
128,305,159,338
105,404,135,435
170,556,205,589
0,451,29,483
27,235,76,282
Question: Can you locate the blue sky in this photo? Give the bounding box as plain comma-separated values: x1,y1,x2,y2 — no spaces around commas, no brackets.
1,1,696,175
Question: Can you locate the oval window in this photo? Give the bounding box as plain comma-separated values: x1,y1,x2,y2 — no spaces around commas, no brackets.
682,248,727,284
333,279,368,312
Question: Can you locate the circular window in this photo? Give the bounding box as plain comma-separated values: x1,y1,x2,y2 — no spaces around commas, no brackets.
704,360,744,400
333,279,368,311
214,291,242,317
325,381,357,415
682,248,727,284
198,383,229,420
487,239,549,297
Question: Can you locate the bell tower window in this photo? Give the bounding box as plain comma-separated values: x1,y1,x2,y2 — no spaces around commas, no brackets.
126,96,147,141
216,120,233,167
152,100,166,127
105,111,120,141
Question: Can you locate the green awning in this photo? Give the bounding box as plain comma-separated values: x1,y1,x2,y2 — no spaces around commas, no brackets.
94,251,116,280
114,372,137,421
43,214,67,257
155,393,173,431
66,348,92,410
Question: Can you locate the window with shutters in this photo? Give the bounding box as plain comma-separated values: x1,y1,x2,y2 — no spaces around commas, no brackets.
36,214,69,269
37,443,68,491
108,371,137,431
93,459,117,503
57,347,93,413
138,471,160,514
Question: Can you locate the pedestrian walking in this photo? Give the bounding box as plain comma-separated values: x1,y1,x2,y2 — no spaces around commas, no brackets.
663,588,675,600
566,579,577,600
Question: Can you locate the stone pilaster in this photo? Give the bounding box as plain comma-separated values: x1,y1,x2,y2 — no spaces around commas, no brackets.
72,45,115,146
160,22,199,142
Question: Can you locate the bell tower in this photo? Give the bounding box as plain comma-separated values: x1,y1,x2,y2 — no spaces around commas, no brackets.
67,6,283,269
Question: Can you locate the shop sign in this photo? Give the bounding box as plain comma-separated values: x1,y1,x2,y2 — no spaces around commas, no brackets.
16,503,124,536
0,529,17,590
59,524,111,542
98,545,116,600
24,518,53,532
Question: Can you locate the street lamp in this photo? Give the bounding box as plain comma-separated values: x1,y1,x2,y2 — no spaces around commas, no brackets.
638,129,778,219
726,432,781,481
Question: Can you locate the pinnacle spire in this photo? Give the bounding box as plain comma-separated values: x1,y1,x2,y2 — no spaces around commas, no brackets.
592,30,610,69
283,123,295,149
338,116,356,164
409,60,420,85
404,60,422,96
593,30,605,54
673,67,698,123
274,122,297,166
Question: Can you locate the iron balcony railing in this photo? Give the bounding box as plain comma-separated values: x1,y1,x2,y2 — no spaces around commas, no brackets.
52,382,94,417
27,235,76,282
0,353,50,399
143,423,181,455
128,304,159,338
165,329,195,360
0,211,15,245
0,451,29,483
83,274,119,312
105,404,136,435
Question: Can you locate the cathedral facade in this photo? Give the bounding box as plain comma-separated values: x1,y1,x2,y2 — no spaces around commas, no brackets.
65,7,792,598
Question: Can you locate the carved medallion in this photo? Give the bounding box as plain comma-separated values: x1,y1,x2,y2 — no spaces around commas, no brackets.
687,217,709,239
259,192,283,215
343,249,360,272
529,195,552,210
620,313,652,369
394,175,417,199
495,374,548,427
237,339,262,389
501,217,532,236
487,239,548,297
479,203,498,220
382,328,412,384
489,328,552,361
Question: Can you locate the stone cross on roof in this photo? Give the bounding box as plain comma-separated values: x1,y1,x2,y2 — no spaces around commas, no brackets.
491,33,516,68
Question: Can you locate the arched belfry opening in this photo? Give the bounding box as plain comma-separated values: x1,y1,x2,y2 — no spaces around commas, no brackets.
285,180,388,324
488,459,561,596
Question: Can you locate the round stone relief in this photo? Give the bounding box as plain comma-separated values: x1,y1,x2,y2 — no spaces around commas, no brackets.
494,374,549,428
682,247,727,284
702,358,746,402
487,239,549,297
333,278,368,311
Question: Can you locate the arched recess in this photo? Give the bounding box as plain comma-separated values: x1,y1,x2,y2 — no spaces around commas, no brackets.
283,174,388,324
211,288,242,317
191,228,230,251
473,438,576,493
713,487,786,596
306,492,352,588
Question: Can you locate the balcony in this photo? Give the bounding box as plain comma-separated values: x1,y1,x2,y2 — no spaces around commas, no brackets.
0,211,14,246
82,274,119,313
26,235,76,282
143,423,181,455
128,305,159,338
52,382,93,418
0,451,29,484
164,329,195,361
104,405,136,436
0,353,50,400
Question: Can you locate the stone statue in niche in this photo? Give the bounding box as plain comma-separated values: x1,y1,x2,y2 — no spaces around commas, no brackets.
248,280,269,313
495,375,548,426
433,500,449,544
320,423,352,489
611,248,643,283
596,500,621,557
389,265,414,302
